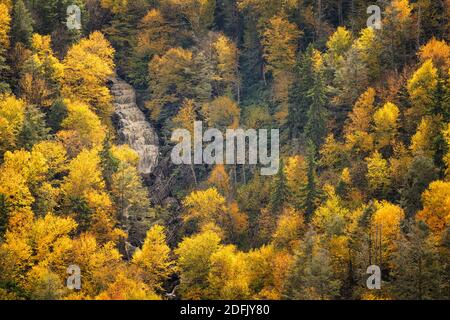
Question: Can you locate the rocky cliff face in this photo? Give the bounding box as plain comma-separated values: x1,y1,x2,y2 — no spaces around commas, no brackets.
109,77,159,175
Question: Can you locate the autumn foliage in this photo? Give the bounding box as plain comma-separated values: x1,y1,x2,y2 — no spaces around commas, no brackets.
0,0,449,301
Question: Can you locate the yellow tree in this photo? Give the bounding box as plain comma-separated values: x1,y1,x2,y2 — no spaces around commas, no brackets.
172,99,197,134
381,0,414,70
326,26,353,63
0,94,26,155
389,142,413,197
24,265,65,300
244,245,276,298
283,155,307,209
0,4,10,50
0,0,11,8
61,149,105,200
57,100,106,156
20,34,64,107
1,148,48,188
132,225,174,291
165,0,216,37
373,102,400,149
110,145,140,167
175,229,222,299
272,207,304,251
366,151,391,195
85,191,125,245
244,244,294,299
419,38,450,73
201,96,240,130
110,163,151,234
109,143,152,244
32,141,67,180
212,35,240,100
147,47,210,121
312,185,350,237
0,148,49,212
148,49,193,102
0,165,33,209
319,134,345,168
95,272,160,300
67,233,125,298
61,32,115,125
100,0,128,14
410,116,440,158
30,141,67,215
407,59,438,119
0,3,11,49
311,185,353,282
417,181,450,241
372,201,405,267
132,7,177,89
0,210,77,298
208,164,231,198
207,245,251,299
262,15,301,122
353,28,381,80
135,9,175,58
344,88,376,154
183,187,227,229
26,213,76,268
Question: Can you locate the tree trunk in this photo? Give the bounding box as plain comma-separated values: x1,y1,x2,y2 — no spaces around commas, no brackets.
190,164,198,186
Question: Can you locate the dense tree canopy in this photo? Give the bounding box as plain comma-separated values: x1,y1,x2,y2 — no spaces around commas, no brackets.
0,0,449,301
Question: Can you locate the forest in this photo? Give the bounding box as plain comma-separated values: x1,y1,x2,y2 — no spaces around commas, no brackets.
0,0,449,300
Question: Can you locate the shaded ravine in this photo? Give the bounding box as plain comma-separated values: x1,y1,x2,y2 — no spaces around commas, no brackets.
109,76,159,175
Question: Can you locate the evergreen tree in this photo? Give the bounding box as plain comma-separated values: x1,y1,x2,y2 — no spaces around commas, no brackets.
0,3,11,94
303,141,320,218
214,0,239,38
304,57,328,149
0,52,9,94
270,159,288,213
103,9,138,77
17,104,50,150
47,99,67,133
11,0,34,46
333,47,369,107
0,194,8,239
31,0,84,35
380,0,416,71
129,9,176,89
285,228,341,300
240,13,264,97
391,222,447,299
99,137,120,190
400,156,438,217
288,46,314,140
111,163,152,246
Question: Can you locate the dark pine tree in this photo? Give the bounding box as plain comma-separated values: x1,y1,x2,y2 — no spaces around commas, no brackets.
18,104,50,150
270,159,288,214
100,136,120,190
11,0,34,46
288,45,315,141
0,194,9,240
304,56,328,150
302,140,320,218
